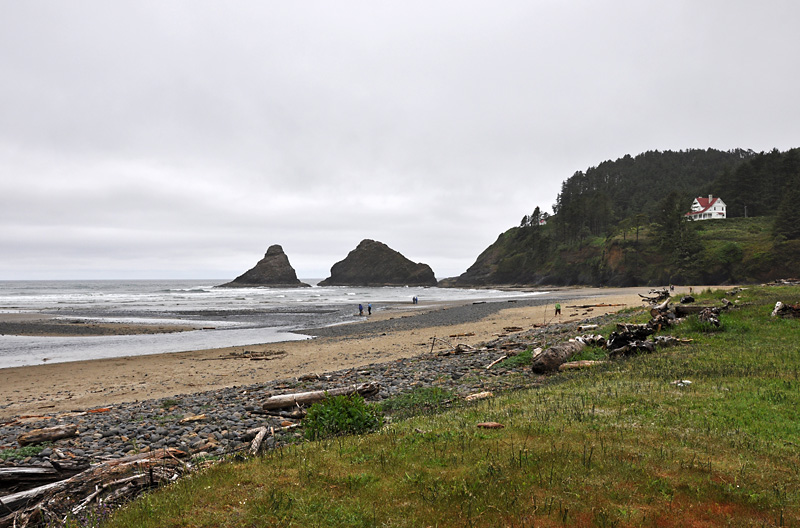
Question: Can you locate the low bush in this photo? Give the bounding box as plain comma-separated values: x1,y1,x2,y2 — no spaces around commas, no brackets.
0,444,47,461
303,394,382,440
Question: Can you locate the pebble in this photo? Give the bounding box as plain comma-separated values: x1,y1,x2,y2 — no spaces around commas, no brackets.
0,312,625,467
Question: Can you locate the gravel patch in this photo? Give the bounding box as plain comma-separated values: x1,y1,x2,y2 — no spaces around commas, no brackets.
0,310,628,471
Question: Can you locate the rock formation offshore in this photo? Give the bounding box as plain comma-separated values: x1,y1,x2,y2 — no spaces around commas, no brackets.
219,245,310,288
318,239,437,287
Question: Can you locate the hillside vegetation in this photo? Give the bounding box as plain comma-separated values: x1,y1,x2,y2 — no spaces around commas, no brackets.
98,285,800,527
446,217,800,287
444,148,800,286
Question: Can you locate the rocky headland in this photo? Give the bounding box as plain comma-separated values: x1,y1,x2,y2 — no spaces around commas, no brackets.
218,245,309,288
318,239,437,287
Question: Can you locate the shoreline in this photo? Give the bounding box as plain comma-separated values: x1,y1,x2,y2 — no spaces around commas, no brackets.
0,286,694,420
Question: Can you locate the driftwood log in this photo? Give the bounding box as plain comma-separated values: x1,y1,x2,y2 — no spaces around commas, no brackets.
699,307,721,327
531,341,586,373
262,383,380,411
674,304,708,316
17,425,78,447
771,301,800,318
606,324,654,352
639,288,670,303
0,448,187,528
558,360,606,371
766,278,800,286
609,340,656,358
0,460,90,495
653,336,693,347
530,334,606,374
248,427,269,456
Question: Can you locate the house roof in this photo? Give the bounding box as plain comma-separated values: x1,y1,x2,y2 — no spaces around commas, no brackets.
686,196,721,217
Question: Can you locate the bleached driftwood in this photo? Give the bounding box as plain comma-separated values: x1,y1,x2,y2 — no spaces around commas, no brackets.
261,383,380,410
0,448,187,528
464,391,493,402
484,356,507,369
558,360,606,371
248,427,269,456
772,301,800,318
653,335,693,347
608,340,656,358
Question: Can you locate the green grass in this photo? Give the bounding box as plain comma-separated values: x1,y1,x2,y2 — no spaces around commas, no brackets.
0,443,49,461
499,347,533,369
99,286,800,527
379,386,456,419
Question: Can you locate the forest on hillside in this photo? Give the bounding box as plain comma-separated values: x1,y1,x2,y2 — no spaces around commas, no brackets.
446,148,800,287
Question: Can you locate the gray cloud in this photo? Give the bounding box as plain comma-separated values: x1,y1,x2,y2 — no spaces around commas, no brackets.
2,1,800,279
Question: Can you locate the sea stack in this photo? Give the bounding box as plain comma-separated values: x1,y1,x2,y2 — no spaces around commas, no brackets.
318,239,437,287
218,245,310,288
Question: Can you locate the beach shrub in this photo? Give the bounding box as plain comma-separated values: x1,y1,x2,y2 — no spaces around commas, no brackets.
0,444,47,461
303,394,382,440
499,347,533,369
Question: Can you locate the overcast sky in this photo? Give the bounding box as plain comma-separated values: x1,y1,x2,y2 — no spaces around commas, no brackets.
2,1,799,280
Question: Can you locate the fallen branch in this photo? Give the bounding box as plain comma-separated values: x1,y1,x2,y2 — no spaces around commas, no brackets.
248,427,268,456
0,449,187,528
484,356,507,369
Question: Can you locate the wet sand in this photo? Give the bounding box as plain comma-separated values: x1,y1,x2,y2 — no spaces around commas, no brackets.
0,286,696,420
0,313,195,337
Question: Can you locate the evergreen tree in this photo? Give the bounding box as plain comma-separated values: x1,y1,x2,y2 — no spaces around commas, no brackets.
530,206,541,227
773,170,800,240
655,191,685,252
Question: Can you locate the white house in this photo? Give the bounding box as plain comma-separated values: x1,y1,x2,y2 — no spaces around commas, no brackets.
686,194,726,221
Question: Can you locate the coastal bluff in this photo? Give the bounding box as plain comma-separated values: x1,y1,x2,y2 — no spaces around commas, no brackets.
218,245,310,288
318,239,437,287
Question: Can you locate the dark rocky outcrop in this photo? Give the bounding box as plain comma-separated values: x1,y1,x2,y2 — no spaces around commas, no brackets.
218,245,310,288
318,240,437,287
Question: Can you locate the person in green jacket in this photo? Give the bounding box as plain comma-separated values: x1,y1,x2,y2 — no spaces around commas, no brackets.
555,303,561,315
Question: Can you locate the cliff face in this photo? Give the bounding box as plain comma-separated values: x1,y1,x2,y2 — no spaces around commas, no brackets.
218,245,310,288
318,239,437,287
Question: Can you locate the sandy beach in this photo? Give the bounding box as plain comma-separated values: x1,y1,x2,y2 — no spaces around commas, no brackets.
0,286,694,420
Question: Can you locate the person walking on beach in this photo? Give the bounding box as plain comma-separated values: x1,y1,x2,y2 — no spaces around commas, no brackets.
555,303,561,316
358,304,364,316
367,303,372,315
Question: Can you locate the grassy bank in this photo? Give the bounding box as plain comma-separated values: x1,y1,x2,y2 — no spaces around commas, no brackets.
99,286,799,527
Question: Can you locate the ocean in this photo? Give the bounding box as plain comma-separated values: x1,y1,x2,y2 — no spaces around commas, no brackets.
0,280,545,368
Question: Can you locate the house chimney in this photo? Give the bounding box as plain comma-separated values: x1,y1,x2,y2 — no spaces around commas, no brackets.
709,194,713,201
